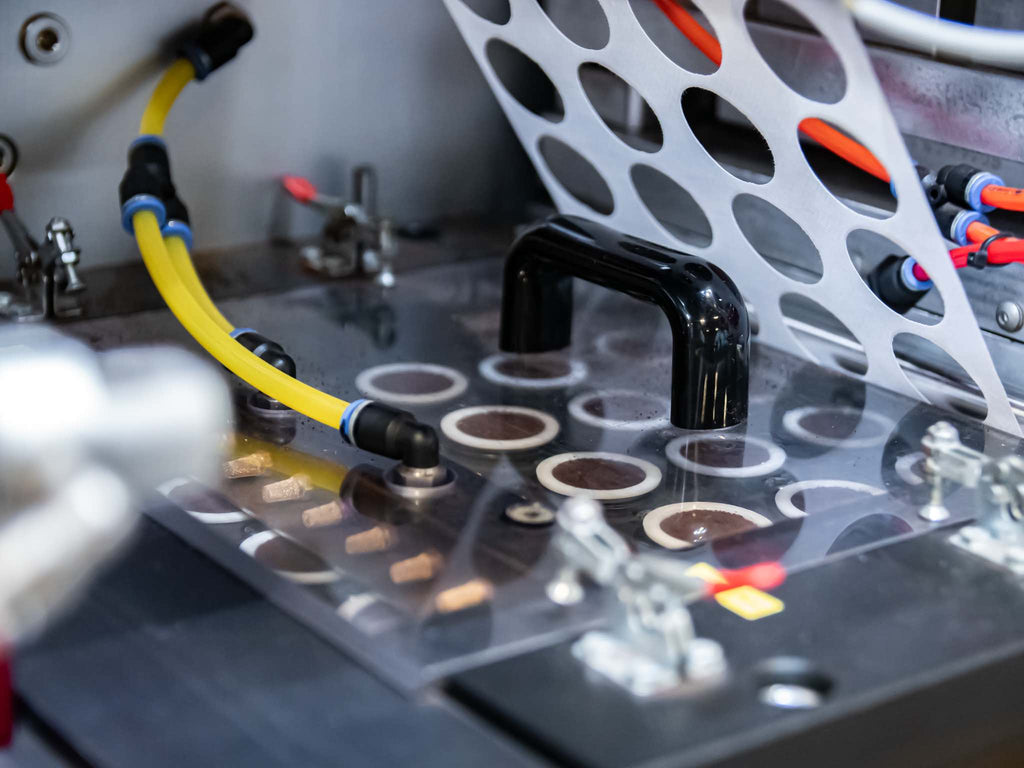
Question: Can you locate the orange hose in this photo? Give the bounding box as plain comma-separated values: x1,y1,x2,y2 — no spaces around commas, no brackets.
656,1,890,183
980,185,1024,212
966,220,999,243
653,0,721,65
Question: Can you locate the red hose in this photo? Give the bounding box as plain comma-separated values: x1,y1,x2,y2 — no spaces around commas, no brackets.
654,1,890,183
980,185,1024,212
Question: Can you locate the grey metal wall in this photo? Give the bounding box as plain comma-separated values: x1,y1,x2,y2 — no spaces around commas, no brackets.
0,0,528,277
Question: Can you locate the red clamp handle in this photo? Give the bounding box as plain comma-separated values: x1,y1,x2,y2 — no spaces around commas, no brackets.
281,175,317,204
0,174,13,214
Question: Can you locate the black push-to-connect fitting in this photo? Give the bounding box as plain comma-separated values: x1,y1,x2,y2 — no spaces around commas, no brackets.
342,401,440,470
233,330,297,378
866,255,930,315
179,4,255,81
118,138,190,226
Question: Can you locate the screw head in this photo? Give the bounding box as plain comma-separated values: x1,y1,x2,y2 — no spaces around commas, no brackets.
996,301,1024,333
21,14,70,65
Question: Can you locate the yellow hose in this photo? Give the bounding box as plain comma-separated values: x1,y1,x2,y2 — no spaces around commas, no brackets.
140,59,196,135
135,212,349,427
166,235,233,334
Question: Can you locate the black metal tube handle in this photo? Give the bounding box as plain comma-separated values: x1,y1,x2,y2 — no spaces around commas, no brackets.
499,215,749,429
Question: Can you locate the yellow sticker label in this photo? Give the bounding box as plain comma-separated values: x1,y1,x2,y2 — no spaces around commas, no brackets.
715,585,785,621
685,562,728,585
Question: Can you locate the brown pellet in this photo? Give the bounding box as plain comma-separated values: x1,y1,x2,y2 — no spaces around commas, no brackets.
345,526,395,555
261,473,313,503
301,499,346,528
389,551,444,584
223,451,272,479
434,578,493,614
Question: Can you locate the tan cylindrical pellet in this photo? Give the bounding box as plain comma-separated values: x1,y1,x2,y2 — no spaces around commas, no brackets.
389,551,444,584
434,579,493,614
345,526,395,555
302,499,346,528
223,451,272,479
261,473,313,503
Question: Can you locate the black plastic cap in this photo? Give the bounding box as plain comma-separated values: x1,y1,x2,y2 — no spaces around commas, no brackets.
179,7,254,81
346,402,441,469
866,255,928,315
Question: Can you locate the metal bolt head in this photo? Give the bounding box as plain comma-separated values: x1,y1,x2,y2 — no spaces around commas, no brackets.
21,14,70,65
996,301,1024,333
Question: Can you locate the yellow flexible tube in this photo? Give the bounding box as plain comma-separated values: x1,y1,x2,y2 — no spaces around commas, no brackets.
166,235,234,333
135,211,349,427
140,59,196,135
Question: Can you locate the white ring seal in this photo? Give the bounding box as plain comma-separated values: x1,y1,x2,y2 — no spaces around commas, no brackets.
782,406,894,449
536,451,662,501
774,479,886,519
355,362,468,405
479,353,587,389
441,405,560,451
665,434,786,479
568,389,670,432
240,530,340,584
642,502,771,550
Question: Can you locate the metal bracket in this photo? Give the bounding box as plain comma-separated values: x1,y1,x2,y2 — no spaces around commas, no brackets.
919,421,1024,574
546,497,726,697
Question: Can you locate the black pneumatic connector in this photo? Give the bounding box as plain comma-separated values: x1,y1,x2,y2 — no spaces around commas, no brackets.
233,331,297,378
343,402,440,470
866,255,930,315
179,5,255,81
119,139,172,210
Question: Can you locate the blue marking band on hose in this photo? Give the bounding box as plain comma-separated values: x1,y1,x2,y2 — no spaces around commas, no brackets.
229,327,256,339
162,220,193,250
341,398,370,442
967,172,1004,213
901,258,932,291
121,194,167,234
130,135,166,152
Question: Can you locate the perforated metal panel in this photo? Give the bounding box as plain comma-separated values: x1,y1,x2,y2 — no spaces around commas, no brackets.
444,0,1021,436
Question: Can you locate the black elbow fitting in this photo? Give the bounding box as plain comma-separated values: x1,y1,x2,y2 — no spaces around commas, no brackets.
866,254,931,315
233,330,296,377
179,5,255,81
342,401,441,469
935,164,1002,212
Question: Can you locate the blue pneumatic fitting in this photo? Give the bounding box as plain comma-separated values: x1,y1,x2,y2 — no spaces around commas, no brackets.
161,220,194,250
130,134,166,152
229,327,257,339
967,172,1004,213
951,210,988,248
340,398,371,443
900,257,932,291
120,194,167,234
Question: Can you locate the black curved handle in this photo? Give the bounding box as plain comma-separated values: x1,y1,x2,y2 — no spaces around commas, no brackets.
499,215,749,429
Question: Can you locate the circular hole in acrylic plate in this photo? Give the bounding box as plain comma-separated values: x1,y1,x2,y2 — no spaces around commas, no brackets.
682,88,774,184
579,63,663,152
733,194,822,283
627,0,719,75
780,292,867,375
847,229,943,325
460,0,510,24
485,39,564,121
892,333,988,420
540,0,609,49
631,164,712,247
798,119,895,219
742,0,846,104
538,136,614,215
